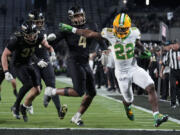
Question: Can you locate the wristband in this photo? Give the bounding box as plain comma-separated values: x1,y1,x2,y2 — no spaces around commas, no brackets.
72,27,77,34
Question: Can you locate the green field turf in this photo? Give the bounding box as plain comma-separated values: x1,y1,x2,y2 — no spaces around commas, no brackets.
0,79,179,129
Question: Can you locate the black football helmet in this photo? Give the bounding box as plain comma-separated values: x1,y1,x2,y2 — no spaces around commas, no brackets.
28,9,45,30
21,21,38,44
68,6,86,26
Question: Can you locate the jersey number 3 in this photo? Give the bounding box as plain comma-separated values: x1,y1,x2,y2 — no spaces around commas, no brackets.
21,48,35,58
114,43,134,60
78,36,86,48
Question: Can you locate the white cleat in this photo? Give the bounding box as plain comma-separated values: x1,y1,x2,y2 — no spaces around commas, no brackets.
71,116,84,126
27,105,34,115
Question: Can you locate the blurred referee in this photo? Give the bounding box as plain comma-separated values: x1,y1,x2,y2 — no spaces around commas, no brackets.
162,43,180,108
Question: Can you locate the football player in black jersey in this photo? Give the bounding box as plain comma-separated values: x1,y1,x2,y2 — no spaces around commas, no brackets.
45,6,107,126
25,10,67,119
1,21,56,122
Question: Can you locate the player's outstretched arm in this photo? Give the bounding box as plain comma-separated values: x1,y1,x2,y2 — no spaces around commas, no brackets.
59,23,102,39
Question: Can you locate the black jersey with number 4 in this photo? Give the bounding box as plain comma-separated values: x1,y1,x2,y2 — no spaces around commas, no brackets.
54,23,97,64
6,32,44,66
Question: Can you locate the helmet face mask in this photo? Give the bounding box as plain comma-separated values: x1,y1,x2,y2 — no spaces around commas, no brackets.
21,22,38,45
68,6,86,26
28,10,45,30
113,13,131,38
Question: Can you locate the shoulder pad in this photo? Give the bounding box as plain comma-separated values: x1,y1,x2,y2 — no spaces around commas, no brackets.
101,28,113,36
131,27,141,39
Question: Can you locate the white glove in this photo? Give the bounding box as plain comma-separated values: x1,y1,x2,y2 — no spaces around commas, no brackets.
5,71,13,82
37,59,48,68
47,33,56,41
49,52,57,63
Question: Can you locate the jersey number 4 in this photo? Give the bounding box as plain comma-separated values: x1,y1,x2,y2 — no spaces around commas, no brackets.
78,36,86,48
114,43,134,60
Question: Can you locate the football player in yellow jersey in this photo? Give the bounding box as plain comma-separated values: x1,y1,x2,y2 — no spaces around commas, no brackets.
48,13,168,127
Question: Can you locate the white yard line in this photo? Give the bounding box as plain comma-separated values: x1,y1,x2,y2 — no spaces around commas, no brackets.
56,76,180,125
0,127,180,131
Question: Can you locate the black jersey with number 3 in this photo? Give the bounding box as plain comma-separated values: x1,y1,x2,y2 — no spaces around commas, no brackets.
7,32,44,65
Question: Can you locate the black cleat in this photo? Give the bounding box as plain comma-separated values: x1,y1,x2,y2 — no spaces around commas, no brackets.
20,104,28,122
43,95,51,107
58,104,68,119
11,106,21,119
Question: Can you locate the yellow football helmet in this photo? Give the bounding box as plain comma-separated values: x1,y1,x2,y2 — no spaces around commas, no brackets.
113,13,131,38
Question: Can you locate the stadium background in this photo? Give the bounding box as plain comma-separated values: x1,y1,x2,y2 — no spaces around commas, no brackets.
0,0,180,135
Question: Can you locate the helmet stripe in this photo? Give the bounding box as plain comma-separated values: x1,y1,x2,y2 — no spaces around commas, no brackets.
119,13,125,26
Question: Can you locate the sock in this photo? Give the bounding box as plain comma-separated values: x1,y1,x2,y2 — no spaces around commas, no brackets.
13,89,18,97
23,104,29,108
52,95,61,111
75,112,82,118
153,111,159,117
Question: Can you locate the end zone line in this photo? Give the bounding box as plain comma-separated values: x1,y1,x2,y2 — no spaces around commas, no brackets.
0,127,180,131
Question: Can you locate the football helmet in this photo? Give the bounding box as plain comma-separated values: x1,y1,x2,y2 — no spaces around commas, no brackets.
68,6,86,26
28,10,45,30
113,13,131,38
21,21,38,44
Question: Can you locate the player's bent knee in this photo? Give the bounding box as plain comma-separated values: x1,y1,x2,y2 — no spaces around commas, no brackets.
78,91,85,97
146,83,155,93
88,91,96,97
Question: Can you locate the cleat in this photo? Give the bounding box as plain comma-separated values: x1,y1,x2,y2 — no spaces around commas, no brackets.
27,105,34,115
154,113,168,127
20,104,28,122
58,104,68,119
123,104,134,121
71,116,84,126
11,106,21,119
43,95,51,107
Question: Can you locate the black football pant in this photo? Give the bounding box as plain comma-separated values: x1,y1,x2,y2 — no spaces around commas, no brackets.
170,69,180,105
13,64,39,110
67,58,96,97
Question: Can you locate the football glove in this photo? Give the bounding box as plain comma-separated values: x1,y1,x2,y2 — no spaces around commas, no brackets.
139,50,151,59
49,52,57,64
47,33,56,41
5,71,13,82
37,59,48,68
59,23,77,33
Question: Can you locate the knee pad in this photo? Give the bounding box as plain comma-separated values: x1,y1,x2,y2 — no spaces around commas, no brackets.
45,87,56,96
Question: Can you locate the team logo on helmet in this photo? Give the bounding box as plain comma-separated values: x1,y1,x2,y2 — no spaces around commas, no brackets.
68,6,86,26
